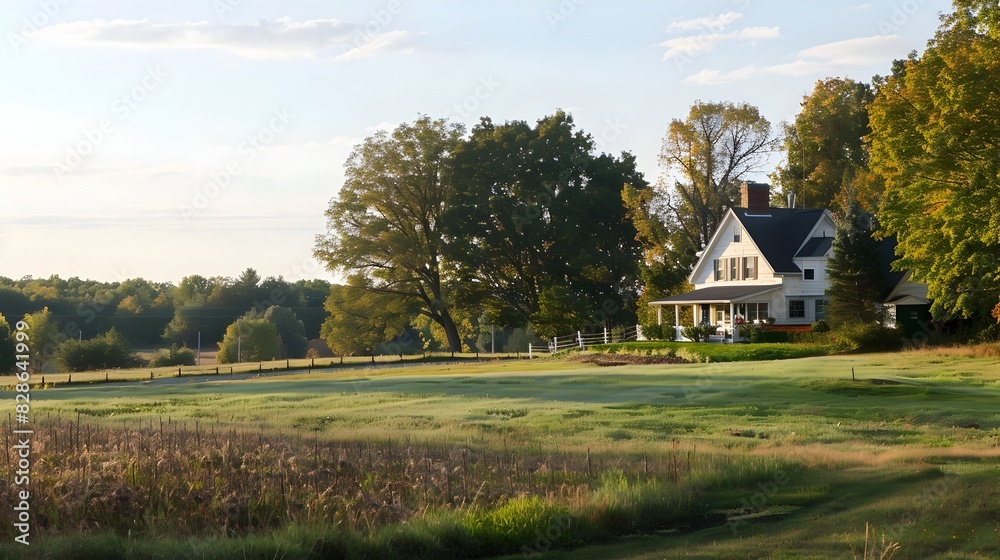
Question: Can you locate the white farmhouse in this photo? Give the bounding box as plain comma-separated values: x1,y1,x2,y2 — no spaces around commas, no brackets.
649,182,930,341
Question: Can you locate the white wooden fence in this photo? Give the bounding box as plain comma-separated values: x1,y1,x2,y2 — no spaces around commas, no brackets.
528,326,639,358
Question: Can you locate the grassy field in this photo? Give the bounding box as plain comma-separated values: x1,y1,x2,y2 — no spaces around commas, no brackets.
1,346,998,558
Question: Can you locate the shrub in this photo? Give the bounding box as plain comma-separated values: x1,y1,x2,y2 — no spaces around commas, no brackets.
789,331,834,344
683,325,716,342
149,344,197,367
56,328,146,372
812,319,831,332
757,330,791,343
640,323,669,341
834,322,904,353
738,322,762,343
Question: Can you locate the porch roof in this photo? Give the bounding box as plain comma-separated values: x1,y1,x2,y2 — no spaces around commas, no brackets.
649,284,782,305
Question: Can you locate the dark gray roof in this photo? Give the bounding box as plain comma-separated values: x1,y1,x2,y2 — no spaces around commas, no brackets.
650,284,782,304
733,208,828,274
795,237,833,258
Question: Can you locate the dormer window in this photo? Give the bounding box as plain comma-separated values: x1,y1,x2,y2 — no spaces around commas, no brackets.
804,269,815,280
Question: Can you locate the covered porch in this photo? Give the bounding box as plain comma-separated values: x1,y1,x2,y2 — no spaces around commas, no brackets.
649,285,781,342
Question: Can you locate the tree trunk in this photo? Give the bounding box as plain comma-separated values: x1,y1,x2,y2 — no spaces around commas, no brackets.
437,309,463,352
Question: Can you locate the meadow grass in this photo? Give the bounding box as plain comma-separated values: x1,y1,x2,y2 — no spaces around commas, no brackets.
589,340,835,362
1,348,998,558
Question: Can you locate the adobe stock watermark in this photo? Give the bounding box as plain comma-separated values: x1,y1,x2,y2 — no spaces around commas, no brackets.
52,65,168,182
444,75,500,121
180,107,294,221
519,513,576,557
7,0,72,53
546,0,587,30
878,0,933,34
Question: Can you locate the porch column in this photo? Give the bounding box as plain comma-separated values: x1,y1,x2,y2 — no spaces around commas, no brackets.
692,304,698,325
674,304,680,340
730,302,736,343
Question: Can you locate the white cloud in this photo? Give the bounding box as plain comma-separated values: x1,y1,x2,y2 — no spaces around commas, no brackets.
798,34,906,65
682,66,758,85
851,3,873,11
660,26,780,60
32,17,422,60
682,34,907,84
666,11,742,32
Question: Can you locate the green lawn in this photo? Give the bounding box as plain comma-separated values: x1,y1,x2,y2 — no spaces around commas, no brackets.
3,347,999,558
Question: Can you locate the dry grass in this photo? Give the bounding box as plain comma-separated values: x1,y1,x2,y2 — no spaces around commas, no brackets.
901,342,1000,359
0,413,765,543
849,521,902,560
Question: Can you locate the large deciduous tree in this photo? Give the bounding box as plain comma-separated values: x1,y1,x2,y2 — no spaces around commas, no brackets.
659,101,779,263
777,78,875,212
443,112,646,330
315,117,466,351
868,0,1000,321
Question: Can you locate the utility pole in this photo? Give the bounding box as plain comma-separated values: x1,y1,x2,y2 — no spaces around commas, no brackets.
491,324,495,354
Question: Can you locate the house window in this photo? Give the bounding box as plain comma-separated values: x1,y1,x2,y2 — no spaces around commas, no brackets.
804,269,815,280
734,227,741,242
910,310,919,320
715,259,725,281
815,299,828,320
738,302,769,322
730,258,739,281
789,300,805,319
743,257,757,280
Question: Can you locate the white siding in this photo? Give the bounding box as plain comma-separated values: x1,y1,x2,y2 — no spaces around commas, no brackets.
691,213,775,288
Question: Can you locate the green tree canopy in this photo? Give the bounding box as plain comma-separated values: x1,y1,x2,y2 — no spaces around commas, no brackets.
320,278,418,357
0,313,16,374
263,305,308,359
868,0,1000,321
659,101,779,263
56,327,144,372
315,117,466,351
216,313,280,364
443,111,646,330
777,77,875,212
22,307,63,374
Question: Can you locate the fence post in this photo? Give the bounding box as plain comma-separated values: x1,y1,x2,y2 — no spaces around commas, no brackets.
604,327,608,345
553,337,558,353
528,345,533,360
578,331,583,350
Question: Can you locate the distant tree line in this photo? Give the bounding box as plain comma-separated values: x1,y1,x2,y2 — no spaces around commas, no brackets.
0,271,331,372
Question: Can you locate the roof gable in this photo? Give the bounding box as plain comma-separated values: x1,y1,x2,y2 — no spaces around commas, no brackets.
732,208,829,274
795,237,833,258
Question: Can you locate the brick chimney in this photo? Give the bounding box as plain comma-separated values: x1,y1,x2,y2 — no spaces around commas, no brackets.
740,182,770,215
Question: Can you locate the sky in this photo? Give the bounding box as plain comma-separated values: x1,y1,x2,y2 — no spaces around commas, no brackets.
0,0,953,286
